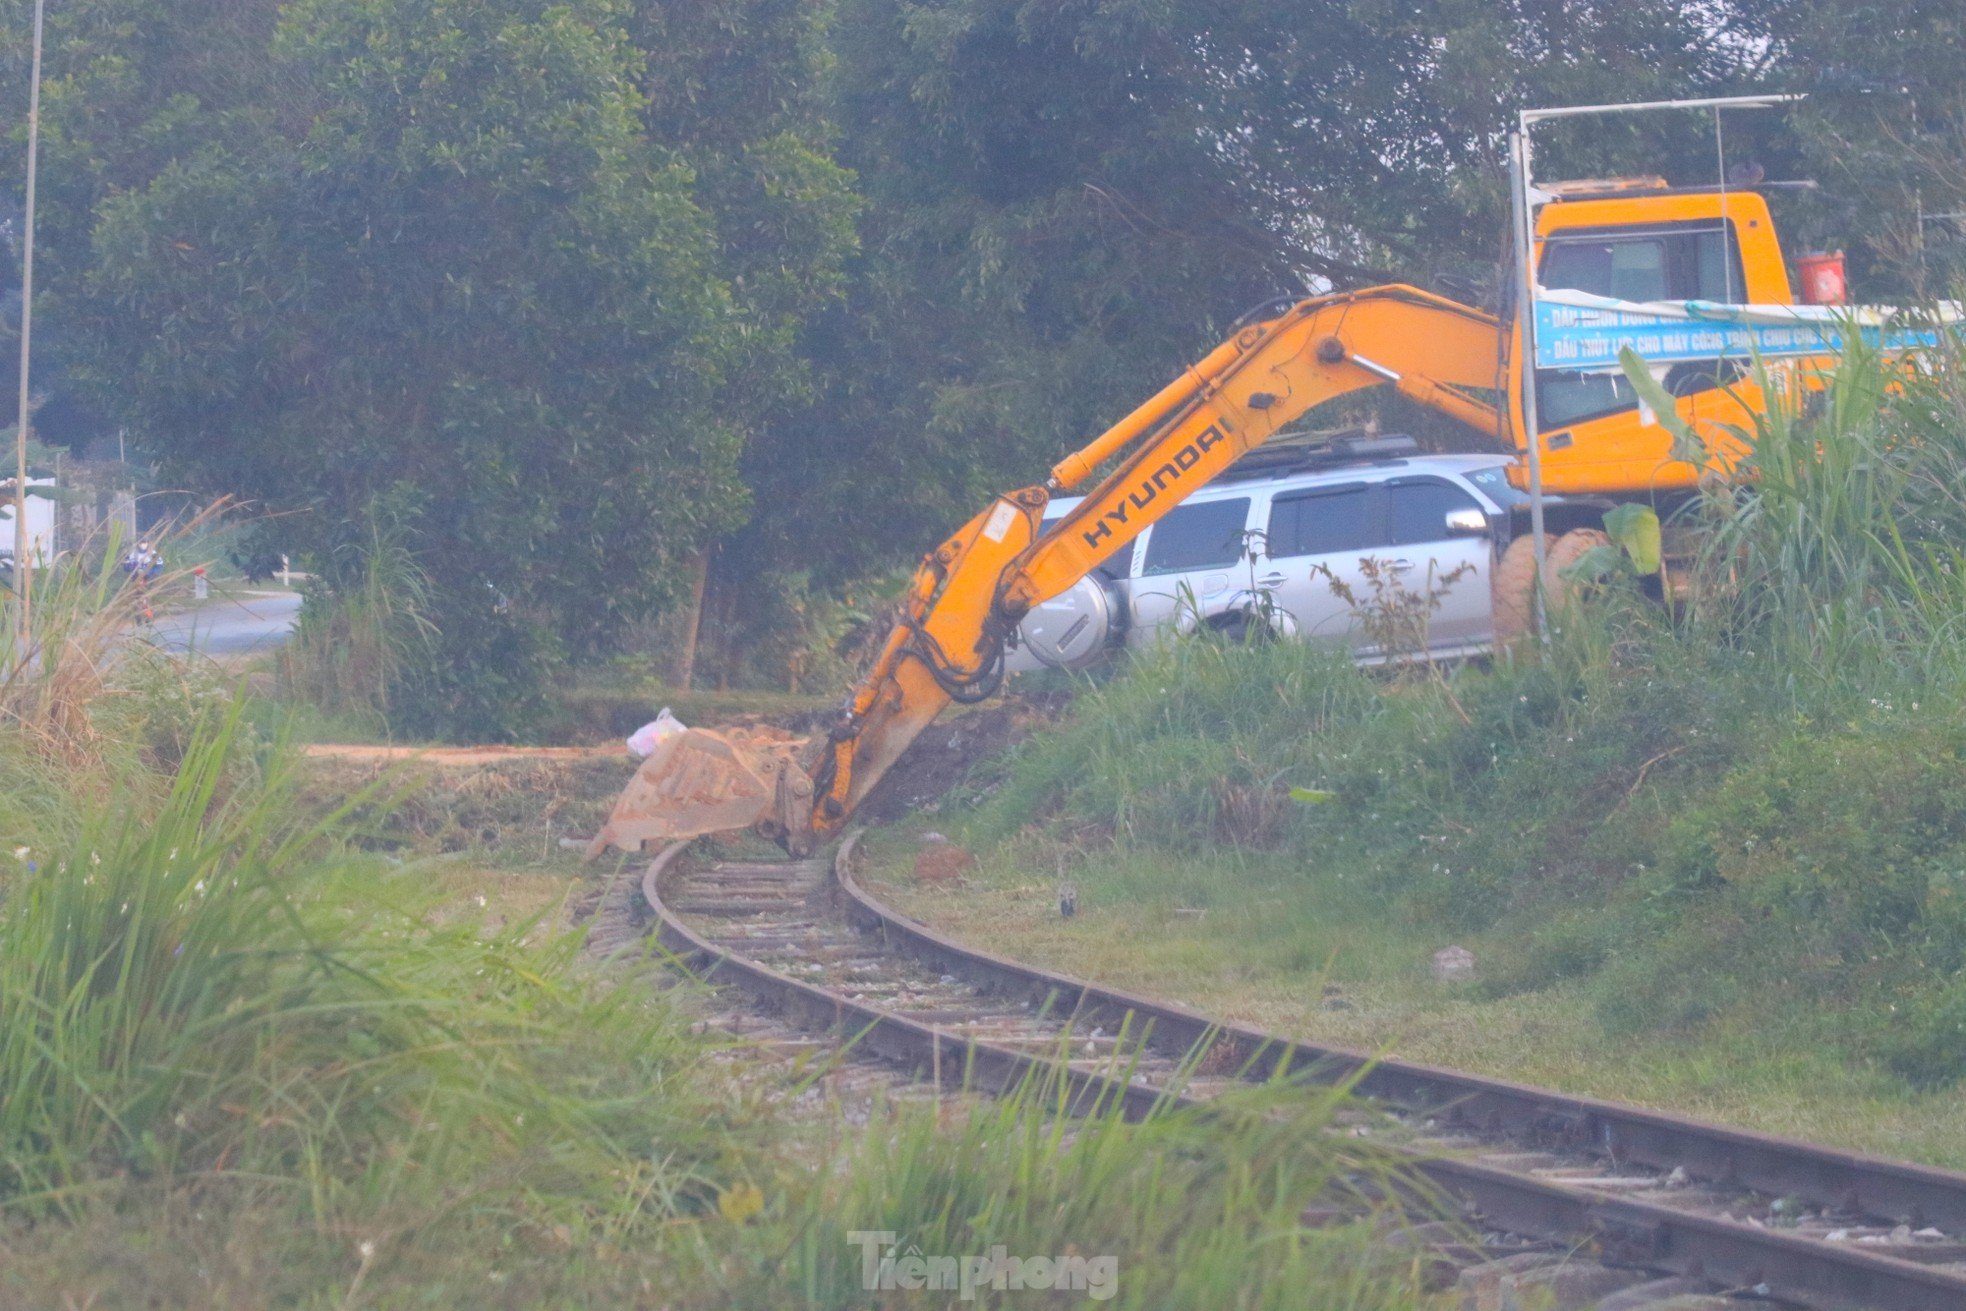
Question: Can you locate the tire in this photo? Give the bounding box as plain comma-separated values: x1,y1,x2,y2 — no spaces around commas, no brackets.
1492,534,1539,646
1213,612,1257,644
1546,529,1612,614
1213,608,1282,645
1491,528,1611,646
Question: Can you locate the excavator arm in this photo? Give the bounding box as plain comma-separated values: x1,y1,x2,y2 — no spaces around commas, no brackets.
588,285,1505,859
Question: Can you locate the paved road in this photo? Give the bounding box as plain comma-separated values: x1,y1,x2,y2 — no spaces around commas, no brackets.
151,589,302,657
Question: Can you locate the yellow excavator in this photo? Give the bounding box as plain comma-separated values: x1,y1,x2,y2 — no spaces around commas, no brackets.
587,181,1809,858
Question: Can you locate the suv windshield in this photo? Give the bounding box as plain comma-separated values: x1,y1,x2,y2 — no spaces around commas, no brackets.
1463,465,1530,509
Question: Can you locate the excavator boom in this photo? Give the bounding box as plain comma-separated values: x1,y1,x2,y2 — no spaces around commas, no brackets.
588,284,1505,859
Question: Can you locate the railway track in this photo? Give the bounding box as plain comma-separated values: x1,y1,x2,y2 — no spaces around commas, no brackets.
610,833,1966,1311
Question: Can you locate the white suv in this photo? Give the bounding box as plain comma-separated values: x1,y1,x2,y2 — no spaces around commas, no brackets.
1006,437,1547,672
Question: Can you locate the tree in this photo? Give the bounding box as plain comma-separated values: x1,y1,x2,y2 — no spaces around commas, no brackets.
621,0,861,686
6,0,858,732
725,0,1769,605
1740,0,1966,294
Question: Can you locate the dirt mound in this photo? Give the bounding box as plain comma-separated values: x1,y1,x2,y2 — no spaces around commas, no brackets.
856,698,1050,823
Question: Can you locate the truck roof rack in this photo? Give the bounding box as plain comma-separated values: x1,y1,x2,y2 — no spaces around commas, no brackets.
1542,176,1670,198
1217,431,1419,482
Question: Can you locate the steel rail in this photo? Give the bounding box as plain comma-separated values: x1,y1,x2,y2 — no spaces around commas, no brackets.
639,836,1966,1310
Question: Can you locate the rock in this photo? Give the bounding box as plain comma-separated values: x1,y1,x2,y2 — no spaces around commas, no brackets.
1595,1277,1710,1310
1454,1252,1567,1309
913,841,976,886
1500,1262,1649,1309
1432,945,1477,983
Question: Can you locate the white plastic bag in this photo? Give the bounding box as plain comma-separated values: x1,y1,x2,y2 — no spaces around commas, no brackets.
626,707,687,759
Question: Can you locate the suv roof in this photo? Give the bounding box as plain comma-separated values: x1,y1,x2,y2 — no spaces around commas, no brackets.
1216,432,1422,482
1036,444,1516,520
1182,444,1509,503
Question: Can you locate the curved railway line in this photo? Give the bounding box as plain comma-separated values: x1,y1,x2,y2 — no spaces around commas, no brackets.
593,832,1966,1310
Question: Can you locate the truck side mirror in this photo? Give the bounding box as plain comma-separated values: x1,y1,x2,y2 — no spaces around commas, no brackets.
1444,508,1490,537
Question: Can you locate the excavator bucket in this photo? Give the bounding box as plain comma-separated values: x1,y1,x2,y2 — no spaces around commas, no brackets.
583,726,813,860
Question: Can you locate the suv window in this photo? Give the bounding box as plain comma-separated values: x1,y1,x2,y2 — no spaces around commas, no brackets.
1265,485,1374,557
1140,498,1250,576
1387,480,1482,545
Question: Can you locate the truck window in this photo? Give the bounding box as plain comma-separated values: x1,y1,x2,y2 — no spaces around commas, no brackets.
1540,224,1745,303
1386,481,1482,545
1265,486,1374,557
1535,369,1640,429
1139,498,1251,576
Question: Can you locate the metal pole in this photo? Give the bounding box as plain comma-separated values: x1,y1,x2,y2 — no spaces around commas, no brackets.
1519,92,1804,124
1509,122,1550,641
14,0,46,648
1713,108,1735,298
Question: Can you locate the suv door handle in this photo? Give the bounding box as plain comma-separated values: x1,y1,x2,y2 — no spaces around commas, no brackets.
1388,559,1415,573
1256,572,1287,588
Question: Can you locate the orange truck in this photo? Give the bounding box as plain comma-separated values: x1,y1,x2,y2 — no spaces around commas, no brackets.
587,177,1832,859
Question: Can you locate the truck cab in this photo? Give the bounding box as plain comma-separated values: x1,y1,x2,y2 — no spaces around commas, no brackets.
1509,183,1799,497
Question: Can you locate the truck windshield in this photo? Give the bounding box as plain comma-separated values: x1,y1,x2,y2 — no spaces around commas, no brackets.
1535,220,1747,429
1540,223,1745,303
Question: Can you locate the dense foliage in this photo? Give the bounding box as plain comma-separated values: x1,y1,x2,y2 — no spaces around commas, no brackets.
3,0,1963,729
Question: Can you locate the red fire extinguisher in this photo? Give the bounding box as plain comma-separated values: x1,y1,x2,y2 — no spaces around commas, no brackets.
1796,251,1847,306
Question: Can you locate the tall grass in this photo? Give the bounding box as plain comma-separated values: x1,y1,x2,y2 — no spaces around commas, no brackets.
0,510,226,770
0,702,748,1231
277,510,436,728
1686,332,1966,684
769,1064,1430,1309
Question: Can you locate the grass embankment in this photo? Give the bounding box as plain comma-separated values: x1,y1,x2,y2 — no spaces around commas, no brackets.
868,338,1966,1167
1,549,1432,1306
